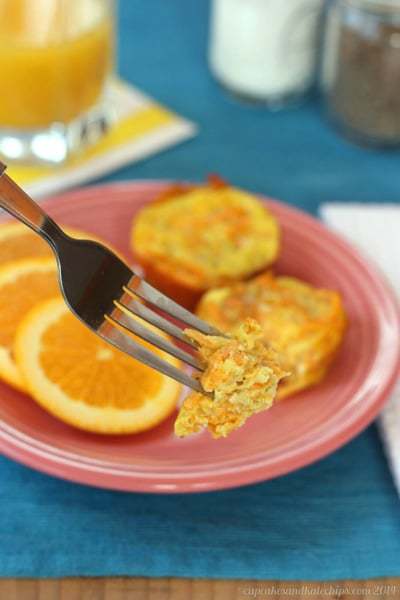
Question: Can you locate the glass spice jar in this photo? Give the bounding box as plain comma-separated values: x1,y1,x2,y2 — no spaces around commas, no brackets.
322,0,400,147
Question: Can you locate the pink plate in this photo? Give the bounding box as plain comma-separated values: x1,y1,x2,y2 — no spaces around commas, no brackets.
0,182,399,493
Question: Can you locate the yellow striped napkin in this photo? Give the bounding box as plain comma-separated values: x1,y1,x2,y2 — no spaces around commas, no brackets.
7,79,197,198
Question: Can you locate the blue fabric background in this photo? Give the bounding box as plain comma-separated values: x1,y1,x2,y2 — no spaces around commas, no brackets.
1,0,400,580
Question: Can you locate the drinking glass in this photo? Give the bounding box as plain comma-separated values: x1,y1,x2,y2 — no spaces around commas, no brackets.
0,0,115,164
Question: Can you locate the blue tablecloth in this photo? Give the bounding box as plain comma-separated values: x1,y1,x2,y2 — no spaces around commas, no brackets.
1,0,400,580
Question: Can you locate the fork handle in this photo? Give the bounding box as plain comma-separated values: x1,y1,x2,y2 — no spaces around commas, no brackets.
0,161,50,233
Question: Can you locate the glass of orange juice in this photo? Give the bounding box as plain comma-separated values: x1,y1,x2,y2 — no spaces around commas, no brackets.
0,0,115,164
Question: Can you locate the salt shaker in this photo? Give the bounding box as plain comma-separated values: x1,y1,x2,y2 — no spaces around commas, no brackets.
322,0,400,147
209,0,324,107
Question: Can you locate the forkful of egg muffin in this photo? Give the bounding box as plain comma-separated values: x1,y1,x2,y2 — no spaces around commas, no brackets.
176,318,289,438
131,176,347,439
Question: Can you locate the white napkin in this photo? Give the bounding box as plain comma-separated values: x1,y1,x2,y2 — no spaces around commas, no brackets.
321,203,400,493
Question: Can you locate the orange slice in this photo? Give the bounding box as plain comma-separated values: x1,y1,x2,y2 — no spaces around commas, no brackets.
15,297,182,434
0,257,59,390
0,222,124,268
0,222,53,266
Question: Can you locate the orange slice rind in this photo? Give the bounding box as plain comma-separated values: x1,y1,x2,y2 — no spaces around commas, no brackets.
0,257,59,390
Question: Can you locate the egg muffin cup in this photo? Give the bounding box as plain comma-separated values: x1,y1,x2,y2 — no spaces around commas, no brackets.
196,272,347,399
131,177,280,309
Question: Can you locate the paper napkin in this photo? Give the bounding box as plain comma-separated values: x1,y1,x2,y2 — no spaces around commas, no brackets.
321,203,400,494
6,79,197,199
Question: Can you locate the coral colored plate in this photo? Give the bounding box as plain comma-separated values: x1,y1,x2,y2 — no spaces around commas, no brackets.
0,182,399,493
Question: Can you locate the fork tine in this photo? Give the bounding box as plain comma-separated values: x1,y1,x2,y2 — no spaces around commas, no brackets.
99,318,206,394
111,304,204,371
120,289,198,348
126,275,222,336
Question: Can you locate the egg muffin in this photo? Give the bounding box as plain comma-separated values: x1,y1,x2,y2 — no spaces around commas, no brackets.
131,176,280,308
196,272,347,399
175,318,288,439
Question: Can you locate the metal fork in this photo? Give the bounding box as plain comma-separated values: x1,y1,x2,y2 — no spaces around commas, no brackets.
0,162,222,394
